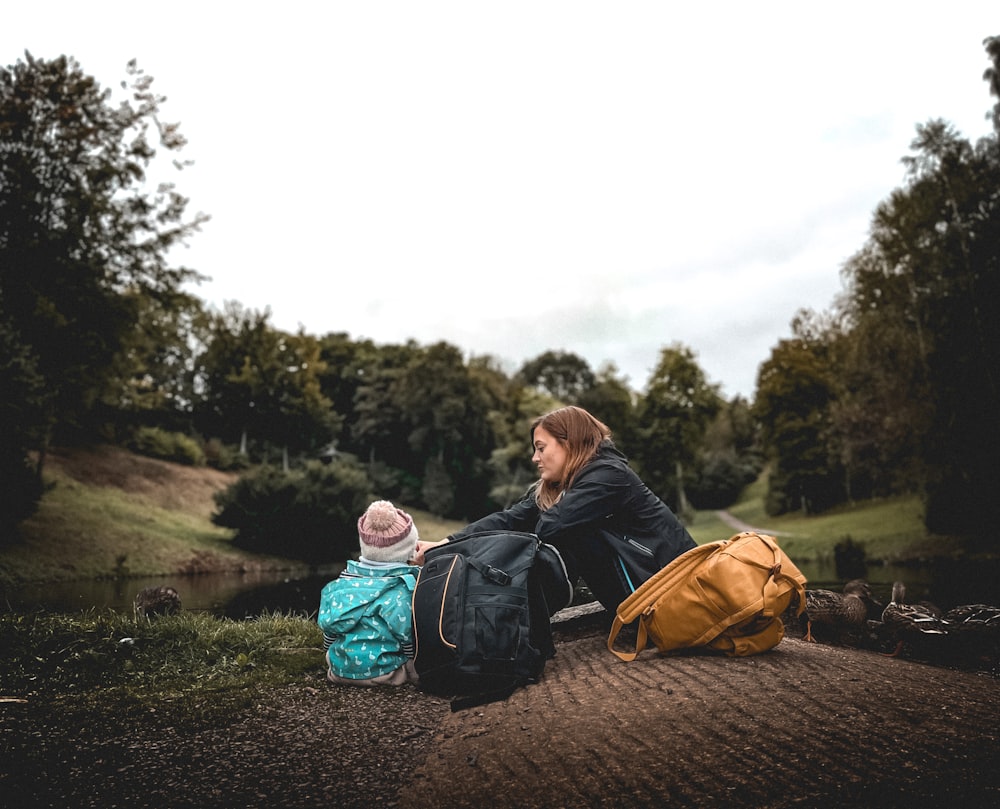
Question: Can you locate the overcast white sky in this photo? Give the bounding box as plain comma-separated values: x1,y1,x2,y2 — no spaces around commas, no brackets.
5,2,998,399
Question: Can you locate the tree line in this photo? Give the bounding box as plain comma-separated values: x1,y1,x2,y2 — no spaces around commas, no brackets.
756,35,1000,540
3,40,998,553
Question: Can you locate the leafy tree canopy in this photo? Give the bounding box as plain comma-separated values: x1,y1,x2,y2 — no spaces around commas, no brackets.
0,53,208,441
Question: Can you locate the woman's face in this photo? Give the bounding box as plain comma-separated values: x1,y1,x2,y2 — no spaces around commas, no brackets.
532,425,568,485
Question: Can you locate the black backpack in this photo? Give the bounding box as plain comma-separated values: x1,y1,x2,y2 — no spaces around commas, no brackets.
411,530,573,711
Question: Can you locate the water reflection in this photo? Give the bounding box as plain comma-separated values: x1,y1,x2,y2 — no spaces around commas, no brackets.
793,557,1000,609
3,567,343,619
221,573,342,619
4,557,998,619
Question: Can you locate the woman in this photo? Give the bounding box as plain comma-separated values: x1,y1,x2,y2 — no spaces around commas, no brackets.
415,405,696,612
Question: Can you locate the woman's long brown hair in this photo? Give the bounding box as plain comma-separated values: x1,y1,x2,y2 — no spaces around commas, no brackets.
530,406,612,510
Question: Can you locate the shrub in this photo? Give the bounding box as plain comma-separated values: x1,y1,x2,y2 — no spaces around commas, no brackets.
202,438,250,471
212,459,373,563
0,453,44,537
128,427,205,466
687,451,761,510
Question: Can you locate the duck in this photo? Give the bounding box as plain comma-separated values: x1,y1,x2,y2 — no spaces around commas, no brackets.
851,578,885,621
880,581,949,658
134,585,182,618
944,603,1000,626
942,603,1000,668
801,579,873,644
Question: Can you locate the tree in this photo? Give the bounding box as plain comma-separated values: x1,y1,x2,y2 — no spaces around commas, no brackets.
576,362,639,453
316,332,381,453
0,294,48,533
687,395,762,510
900,121,1000,535
753,314,844,516
635,344,722,513
194,304,338,468
486,386,562,509
350,341,422,476
1,53,207,519
394,342,499,517
518,350,595,403
261,330,340,470
827,263,930,500
834,96,1000,535
194,303,273,453
987,35,1000,133
103,289,209,434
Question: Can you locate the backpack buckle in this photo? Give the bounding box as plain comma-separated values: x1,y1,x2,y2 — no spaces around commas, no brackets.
484,565,512,585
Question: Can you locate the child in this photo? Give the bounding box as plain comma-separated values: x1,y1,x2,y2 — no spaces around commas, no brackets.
318,500,421,686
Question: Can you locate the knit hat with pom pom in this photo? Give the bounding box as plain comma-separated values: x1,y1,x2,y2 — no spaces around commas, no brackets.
357,500,418,563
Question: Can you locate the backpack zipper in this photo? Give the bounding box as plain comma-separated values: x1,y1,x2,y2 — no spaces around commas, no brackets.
626,537,654,557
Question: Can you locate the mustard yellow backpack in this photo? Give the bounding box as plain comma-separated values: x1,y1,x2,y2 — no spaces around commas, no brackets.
607,531,807,661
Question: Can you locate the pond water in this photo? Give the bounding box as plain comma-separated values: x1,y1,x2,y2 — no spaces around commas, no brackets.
5,557,1000,619
3,567,344,620
793,557,1000,610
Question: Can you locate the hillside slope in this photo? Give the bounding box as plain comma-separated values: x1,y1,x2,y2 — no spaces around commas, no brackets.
1,446,303,585
46,444,236,518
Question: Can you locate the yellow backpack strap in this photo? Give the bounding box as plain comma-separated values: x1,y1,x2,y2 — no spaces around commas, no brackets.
755,534,783,617
614,541,721,624
750,532,807,617
607,615,648,662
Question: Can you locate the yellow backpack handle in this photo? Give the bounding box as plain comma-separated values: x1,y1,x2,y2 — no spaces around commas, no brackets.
607,615,648,662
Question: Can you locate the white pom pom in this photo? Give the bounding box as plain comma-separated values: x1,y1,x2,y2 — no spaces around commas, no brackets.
365,500,398,531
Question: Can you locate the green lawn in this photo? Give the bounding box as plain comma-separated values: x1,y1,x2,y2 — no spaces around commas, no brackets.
690,473,966,563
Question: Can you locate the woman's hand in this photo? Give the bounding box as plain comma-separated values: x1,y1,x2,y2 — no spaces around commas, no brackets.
412,538,449,566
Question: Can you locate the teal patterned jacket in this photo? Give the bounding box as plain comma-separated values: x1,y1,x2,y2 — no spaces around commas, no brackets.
318,559,419,680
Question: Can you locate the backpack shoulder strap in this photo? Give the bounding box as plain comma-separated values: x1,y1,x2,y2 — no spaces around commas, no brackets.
465,556,533,585
616,540,722,622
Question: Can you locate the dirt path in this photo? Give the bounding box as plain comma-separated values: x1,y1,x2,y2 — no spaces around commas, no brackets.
406,625,1000,808
715,509,792,537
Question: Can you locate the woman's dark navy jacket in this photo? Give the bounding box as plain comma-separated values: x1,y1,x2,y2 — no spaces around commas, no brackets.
449,443,696,611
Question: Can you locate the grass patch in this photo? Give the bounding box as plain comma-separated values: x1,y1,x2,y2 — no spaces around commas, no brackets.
706,469,968,563
685,509,736,544
0,609,324,729
751,495,963,562
405,508,466,542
